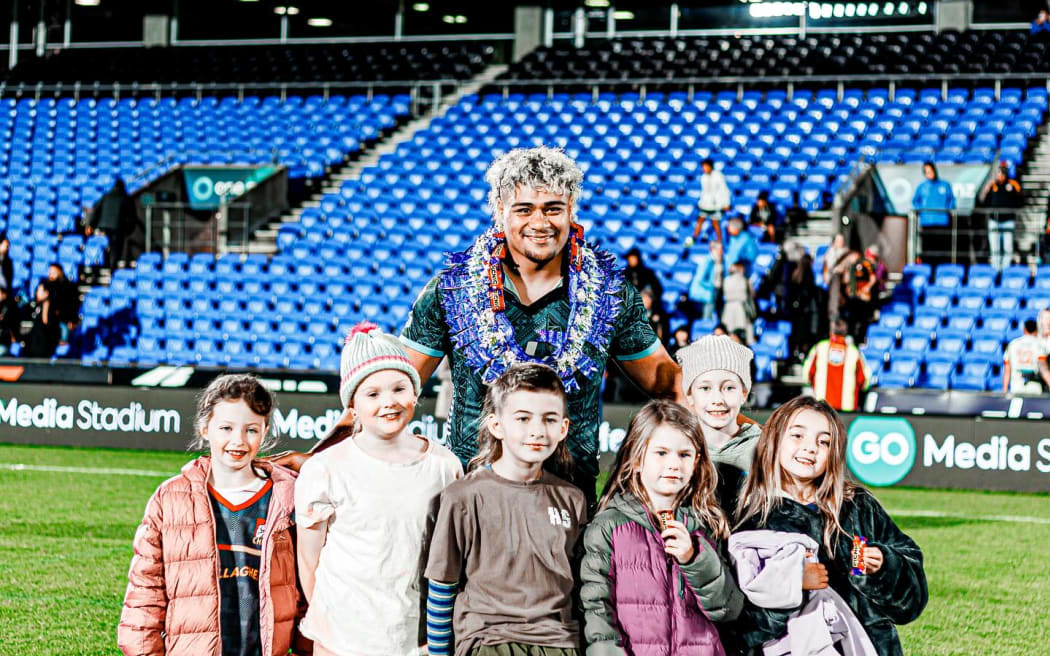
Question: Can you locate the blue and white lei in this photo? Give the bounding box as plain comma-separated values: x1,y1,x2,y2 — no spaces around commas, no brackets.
438,226,624,393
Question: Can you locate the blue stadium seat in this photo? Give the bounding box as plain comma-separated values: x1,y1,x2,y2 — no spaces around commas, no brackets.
912,307,944,333
933,263,965,289
921,352,958,390
951,360,991,391
879,356,921,388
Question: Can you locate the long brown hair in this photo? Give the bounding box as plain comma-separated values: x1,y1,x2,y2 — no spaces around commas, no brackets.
467,363,573,473
599,400,729,539
735,396,855,552
189,373,277,452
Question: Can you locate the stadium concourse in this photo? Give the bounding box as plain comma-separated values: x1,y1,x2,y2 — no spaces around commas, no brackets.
0,10,1048,401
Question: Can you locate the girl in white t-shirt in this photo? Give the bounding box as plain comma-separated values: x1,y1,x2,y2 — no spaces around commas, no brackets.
295,322,462,656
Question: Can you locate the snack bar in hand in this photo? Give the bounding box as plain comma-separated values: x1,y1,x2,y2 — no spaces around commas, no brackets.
850,535,868,576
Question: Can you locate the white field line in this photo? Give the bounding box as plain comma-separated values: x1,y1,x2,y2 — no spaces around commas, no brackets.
888,508,1050,525
2,463,1049,524
0,463,174,477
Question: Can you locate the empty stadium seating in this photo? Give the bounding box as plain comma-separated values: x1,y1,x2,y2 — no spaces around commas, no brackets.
864,262,1050,392
0,94,409,297
5,42,495,85
499,30,1050,83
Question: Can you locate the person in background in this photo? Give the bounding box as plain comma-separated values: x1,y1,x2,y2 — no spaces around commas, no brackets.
823,234,848,289
0,233,14,294
684,240,723,322
724,216,758,276
88,178,139,269
688,158,731,245
911,162,955,266
979,164,1023,271
46,263,79,346
845,251,878,346
624,248,664,313
787,251,823,361
865,245,888,299
667,325,691,359
721,261,755,345
1043,194,1050,263
827,245,857,327
640,287,668,344
25,281,60,359
1038,309,1050,392
803,318,872,413
748,191,783,244
1003,319,1047,394
0,286,21,356
1032,8,1050,34
757,241,822,360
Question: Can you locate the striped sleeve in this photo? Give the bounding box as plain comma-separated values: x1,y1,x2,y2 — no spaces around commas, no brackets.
426,579,458,656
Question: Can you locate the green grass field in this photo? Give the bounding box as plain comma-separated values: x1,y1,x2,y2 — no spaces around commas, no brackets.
1,444,1047,656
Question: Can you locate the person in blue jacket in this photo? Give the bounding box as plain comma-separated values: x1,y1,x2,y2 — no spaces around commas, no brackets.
1032,9,1050,35
911,161,955,265
725,216,759,275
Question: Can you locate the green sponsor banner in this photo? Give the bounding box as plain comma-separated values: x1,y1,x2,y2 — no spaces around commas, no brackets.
874,163,992,215
183,166,277,210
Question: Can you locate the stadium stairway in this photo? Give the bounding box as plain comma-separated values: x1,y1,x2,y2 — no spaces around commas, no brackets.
248,64,509,254
1017,121,1050,254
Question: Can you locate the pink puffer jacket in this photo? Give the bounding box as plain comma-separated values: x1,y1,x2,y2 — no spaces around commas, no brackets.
117,457,308,656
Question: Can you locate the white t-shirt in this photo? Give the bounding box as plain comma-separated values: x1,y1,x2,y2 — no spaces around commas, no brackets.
295,434,463,655
1005,334,1046,393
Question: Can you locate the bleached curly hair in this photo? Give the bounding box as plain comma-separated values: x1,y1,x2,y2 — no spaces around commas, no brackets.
484,146,583,220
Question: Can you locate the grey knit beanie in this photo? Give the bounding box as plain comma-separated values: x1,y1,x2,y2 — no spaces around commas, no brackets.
339,321,421,409
676,334,753,395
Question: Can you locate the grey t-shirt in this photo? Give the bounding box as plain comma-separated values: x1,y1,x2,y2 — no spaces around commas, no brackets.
425,467,587,656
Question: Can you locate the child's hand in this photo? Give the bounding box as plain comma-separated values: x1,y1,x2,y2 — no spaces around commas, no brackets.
661,520,695,564
864,546,884,574
802,561,829,590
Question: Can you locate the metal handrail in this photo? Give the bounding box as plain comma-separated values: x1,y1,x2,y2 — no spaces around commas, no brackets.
482,72,1050,88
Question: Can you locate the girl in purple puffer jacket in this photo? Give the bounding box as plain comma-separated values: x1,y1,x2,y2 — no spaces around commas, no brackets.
580,400,744,656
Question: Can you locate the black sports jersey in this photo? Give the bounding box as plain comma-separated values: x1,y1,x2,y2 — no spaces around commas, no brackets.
209,480,273,656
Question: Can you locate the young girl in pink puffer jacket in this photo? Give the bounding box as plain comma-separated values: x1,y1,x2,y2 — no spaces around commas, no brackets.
580,400,744,656
118,374,308,656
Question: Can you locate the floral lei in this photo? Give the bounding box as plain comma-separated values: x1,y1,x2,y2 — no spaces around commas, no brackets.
437,224,623,393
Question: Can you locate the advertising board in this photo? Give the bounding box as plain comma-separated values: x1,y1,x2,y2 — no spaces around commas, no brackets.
1,384,1047,492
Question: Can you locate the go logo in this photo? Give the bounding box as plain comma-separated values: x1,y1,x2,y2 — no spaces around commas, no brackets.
846,417,916,486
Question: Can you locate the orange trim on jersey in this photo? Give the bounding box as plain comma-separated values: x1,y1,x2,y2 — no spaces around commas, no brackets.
208,479,273,512
216,543,263,557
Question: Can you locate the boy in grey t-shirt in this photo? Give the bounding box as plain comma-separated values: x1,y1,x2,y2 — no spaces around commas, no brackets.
423,364,587,656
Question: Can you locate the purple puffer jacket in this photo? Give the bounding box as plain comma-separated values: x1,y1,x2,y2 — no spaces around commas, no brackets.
580,492,744,656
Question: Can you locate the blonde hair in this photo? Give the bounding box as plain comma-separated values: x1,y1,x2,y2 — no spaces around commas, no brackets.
485,147,583,220
599,400,729,539
468,363,572,473
735,396,855,552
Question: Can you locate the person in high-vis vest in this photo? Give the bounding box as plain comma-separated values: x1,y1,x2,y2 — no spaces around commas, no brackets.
803,319,872,412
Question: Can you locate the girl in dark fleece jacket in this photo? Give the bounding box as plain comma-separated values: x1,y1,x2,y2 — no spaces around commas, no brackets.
734,397,928,656
580,400,744,656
